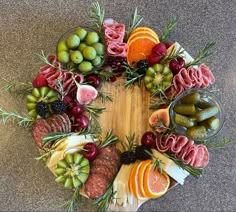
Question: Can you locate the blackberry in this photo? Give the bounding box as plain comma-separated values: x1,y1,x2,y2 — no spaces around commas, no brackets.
135,145,152,161
120,151,136,164
36,101,49,118
51,100,66,114
136,60,148,74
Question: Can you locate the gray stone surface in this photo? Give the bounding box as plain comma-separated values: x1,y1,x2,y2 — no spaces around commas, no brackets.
0,0,236,211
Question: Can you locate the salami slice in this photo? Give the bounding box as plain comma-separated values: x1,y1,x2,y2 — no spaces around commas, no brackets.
192,144,209,168
84,173,109,199
60,113,71,132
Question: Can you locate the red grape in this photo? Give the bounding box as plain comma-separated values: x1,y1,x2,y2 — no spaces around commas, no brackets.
165,41,174,49
82,143,99,161
85,74,102,88
169,57,185,74
152,43,167,56
71,103,84,115
147,54,162,66
141,131,156,148
74,114,89,130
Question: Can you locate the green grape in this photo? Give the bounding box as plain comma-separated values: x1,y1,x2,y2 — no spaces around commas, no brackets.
70,50,83,64
75,27,87,40
92,56,102,66
66,34,80,49
92,43,105,55
57,51,70,63
78,43,87,52
57,40,68,52
79,61,93,73
85,32,99,45
82,46,96,60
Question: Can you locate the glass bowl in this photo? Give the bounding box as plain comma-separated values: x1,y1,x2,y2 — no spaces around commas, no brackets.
169,88,224,141
56,26,106,73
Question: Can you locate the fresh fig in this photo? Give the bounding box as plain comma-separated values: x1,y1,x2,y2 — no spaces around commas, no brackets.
149,106,170,133
76,84,98,105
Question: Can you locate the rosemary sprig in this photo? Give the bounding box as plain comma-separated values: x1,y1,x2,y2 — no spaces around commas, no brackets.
124,65,144,88
145,150,164,173
41,132,74,148
166,154,203,177
195,137,232,149
35,149,54,162
160,16,177,43
126,8,143,40
1,78,32,92
185,41,216,68
62,187,81,212
160,45,185,65
92,180,115,212
35,50,56,68
0,107,34,127
151,115,171,131
97,129,118,148
88,2,105,33
94,70,113,81
149,94,170,110
98,91,113,104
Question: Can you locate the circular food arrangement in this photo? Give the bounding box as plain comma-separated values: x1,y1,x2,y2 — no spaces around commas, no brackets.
0,2,231,212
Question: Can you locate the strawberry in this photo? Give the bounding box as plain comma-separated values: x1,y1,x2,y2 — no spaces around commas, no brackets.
32,74,48,88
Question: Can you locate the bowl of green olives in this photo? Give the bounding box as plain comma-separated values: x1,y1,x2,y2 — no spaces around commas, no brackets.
170,88,224,141
56,26,106,74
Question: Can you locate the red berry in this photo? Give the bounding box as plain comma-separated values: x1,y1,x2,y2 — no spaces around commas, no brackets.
147,54,162,66
32,74,48,88
85,74,102,88
74,114,89,130
82,143,99,161
141,131,156,148
169,57,185,74
152,43,167,56
165,41,174,49
109,76,117,82
71,104,84,115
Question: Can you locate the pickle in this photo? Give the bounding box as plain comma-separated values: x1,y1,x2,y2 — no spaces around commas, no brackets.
174,113,196,127
206,116,220,130
195,106,219,122
196,99,213,109
181,92,200,104
174,104,196,115
186,126,207,140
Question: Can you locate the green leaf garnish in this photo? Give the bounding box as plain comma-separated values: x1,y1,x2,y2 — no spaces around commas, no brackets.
145,150,165,173
97,129,118,148
1,78,32,92
98,91,113,104
160,16,177,43
35,50,57,68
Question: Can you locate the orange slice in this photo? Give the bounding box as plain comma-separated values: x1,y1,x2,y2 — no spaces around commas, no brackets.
143,164,170,198
130,27,159,38
127,36,158,66
128,162,147,200
138,160,152,197
128,31,159,44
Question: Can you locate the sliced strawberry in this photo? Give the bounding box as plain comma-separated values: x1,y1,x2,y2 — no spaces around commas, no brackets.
32,74,48,88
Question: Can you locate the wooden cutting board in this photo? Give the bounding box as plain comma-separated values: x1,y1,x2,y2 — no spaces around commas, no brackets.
95,77,177,211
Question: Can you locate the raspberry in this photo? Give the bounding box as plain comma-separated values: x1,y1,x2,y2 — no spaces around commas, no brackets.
32,74,48,88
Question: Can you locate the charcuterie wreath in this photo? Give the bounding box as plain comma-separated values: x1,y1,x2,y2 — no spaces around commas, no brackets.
0,2,232,212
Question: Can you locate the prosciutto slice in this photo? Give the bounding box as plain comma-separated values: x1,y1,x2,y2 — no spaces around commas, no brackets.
103,18,126,57
156,134,209,168
38,54,83,96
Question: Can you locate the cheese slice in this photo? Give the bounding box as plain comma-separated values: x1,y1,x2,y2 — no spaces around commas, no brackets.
152,149,189,185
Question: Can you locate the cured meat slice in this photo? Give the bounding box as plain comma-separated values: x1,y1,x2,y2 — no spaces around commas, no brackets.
49,115,63,132
103,18,118,28
32,119,51,149
171,135,189,153
84,173,109,199
98,146,120,163
192,144,209,168
90,165,114,181
60,113,71,132
107,42,127,57
105,29,124,44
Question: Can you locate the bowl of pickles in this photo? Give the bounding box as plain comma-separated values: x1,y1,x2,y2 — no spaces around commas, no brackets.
170,88,224,141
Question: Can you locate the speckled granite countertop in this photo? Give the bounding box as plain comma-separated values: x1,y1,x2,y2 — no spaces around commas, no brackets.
0,0,236,211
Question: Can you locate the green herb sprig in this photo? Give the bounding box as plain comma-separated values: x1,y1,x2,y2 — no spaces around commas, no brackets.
88,2,105,33
62,187,81,212
1,78,32,92
124,65,144,88
160,16,177,43
0,107,34,128
195,137,232,149
145,150,165,173
149,94,170,110
98,91,113,104
160,46,185,65
185,41,216,68
35,50,57,68
166,154,203,177
97,129,118,148
126,8,143,40
94,70,113,81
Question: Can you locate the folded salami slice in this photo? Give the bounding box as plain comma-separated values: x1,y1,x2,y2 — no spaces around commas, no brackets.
107,42,127,57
